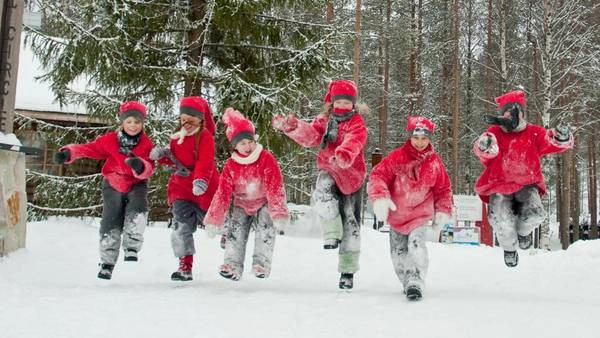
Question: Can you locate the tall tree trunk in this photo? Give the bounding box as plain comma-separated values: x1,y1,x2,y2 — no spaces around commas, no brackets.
184,0,207,96
570,99,580,243
499,0,508,91
527,0,541,125
326,2,334,23
378,0,391,154
407,0,423,115
560,151,571,250
589,131,599,239
353,0,362,85
464,0,474,193
450,0,461,191
485,0,493,114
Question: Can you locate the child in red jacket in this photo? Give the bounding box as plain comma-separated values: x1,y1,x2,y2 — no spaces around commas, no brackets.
54,101,155,280
368,116,453,301
203,108,289,281
272,80,367,289
150,96,219,281
474,90,573,267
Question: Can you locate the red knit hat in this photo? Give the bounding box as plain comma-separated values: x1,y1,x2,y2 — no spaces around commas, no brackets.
119,101,147,121
222,107,256,146
324,80,358,104
179,96,216,134
495,90,526,110
406,116,435,136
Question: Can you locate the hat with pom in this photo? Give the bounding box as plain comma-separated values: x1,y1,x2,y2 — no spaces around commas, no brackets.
324,79,358,104
406,116,435,137
495,90,526,111
119,101,147,121
179,96,216,134
222,107,256,146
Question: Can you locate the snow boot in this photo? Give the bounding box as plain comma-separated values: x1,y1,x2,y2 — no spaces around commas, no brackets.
124,249,138,262
97,263,114,280
219,264,241,281
518,233,533,250
504,250,519,267
405,285,423,301
171,255,193,281
339,273,354,289
252,265,267,279
323,238,341,250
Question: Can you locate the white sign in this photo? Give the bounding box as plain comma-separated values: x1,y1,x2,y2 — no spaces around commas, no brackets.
454,195,482,222
440,227,480,245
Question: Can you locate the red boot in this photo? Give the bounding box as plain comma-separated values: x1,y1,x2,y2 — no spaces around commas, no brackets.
171,255,193,281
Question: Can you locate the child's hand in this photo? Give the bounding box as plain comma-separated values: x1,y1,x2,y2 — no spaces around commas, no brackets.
204,223,222,239
192,179,208,196
125,156,144,175
432,212,453,231
273,219,288,232
334,149,353,169
372,198,397,223
272,113,298,132
553,125,570,142
54,149,71,164
149,146,171,161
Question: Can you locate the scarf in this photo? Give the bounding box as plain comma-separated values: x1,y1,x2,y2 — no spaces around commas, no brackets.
118,131,141,155
231,143,263,165
171,126,201,145
320,109,356,149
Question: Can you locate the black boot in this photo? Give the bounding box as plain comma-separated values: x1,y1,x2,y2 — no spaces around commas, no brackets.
324,239,341,250
406,285,423,301
518,233,533,250
504,250,519,267
339,273,354,289
124,249,138,262
97,263,114,280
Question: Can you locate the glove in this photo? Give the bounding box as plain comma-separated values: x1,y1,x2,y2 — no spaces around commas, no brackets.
204,223,222,239
372,198,397,223
125,156,144,175
554,125,570,142
272,113,298,132
432,212,453,232
477,134,494,152
192,179,208,196
334,149,353,169
149,146,171,161
54,149,71,164
273,219,289,232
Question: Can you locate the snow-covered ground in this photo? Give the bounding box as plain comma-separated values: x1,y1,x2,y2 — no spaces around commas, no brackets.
1,215,599,338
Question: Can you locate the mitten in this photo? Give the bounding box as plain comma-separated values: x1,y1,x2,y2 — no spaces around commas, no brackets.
554,125,570,142
372,198,397,223
272,219,289,232
192,179,208,196
478,134,494,152
334,149,353,169
272,113,298,132
204,223,222,239
149,146,171,161
125,156,144,175
54,149,71,164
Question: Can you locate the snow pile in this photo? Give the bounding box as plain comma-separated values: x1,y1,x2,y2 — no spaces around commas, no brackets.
1,217,599,338
0,131,21,145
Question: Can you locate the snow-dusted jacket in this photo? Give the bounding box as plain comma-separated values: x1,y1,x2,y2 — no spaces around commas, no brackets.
283,112,367,195
204,145,289,226
61,131,155,193
473,124,574,203
368,141,453,235
160,128,219,210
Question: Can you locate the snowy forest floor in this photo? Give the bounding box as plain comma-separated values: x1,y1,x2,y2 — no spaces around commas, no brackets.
1,215,599,338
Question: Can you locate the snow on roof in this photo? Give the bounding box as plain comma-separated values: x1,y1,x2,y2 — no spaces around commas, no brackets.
0,131,22,145
16,38,88,115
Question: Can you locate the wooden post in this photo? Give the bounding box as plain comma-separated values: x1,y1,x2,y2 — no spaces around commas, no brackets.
0,0,24,134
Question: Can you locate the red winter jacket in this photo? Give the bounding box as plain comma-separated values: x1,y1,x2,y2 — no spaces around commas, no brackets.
204,145,289,226
61,131,155,193
473,124,573,203
284,113,367,195
368,142,453,235
159,128,219,210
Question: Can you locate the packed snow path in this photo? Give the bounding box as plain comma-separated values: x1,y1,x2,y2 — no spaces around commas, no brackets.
1,218,599,338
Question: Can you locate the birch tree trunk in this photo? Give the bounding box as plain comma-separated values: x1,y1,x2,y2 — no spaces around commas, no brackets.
353,0,362,85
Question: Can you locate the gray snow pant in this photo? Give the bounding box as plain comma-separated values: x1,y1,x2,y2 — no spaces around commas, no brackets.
312,170,362,274
488,185,545,251
170,199,207,257
99,180,148,265
390,226,428,292
223,205,276,278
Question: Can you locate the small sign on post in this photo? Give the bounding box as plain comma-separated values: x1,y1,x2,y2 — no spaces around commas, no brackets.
440,195,483,245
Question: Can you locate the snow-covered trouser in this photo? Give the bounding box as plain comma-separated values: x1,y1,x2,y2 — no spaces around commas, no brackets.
389,226,428,292
312,170,362,273
223,205,276,278
488,185,545,251
99,180,148,265
170,199,207,257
